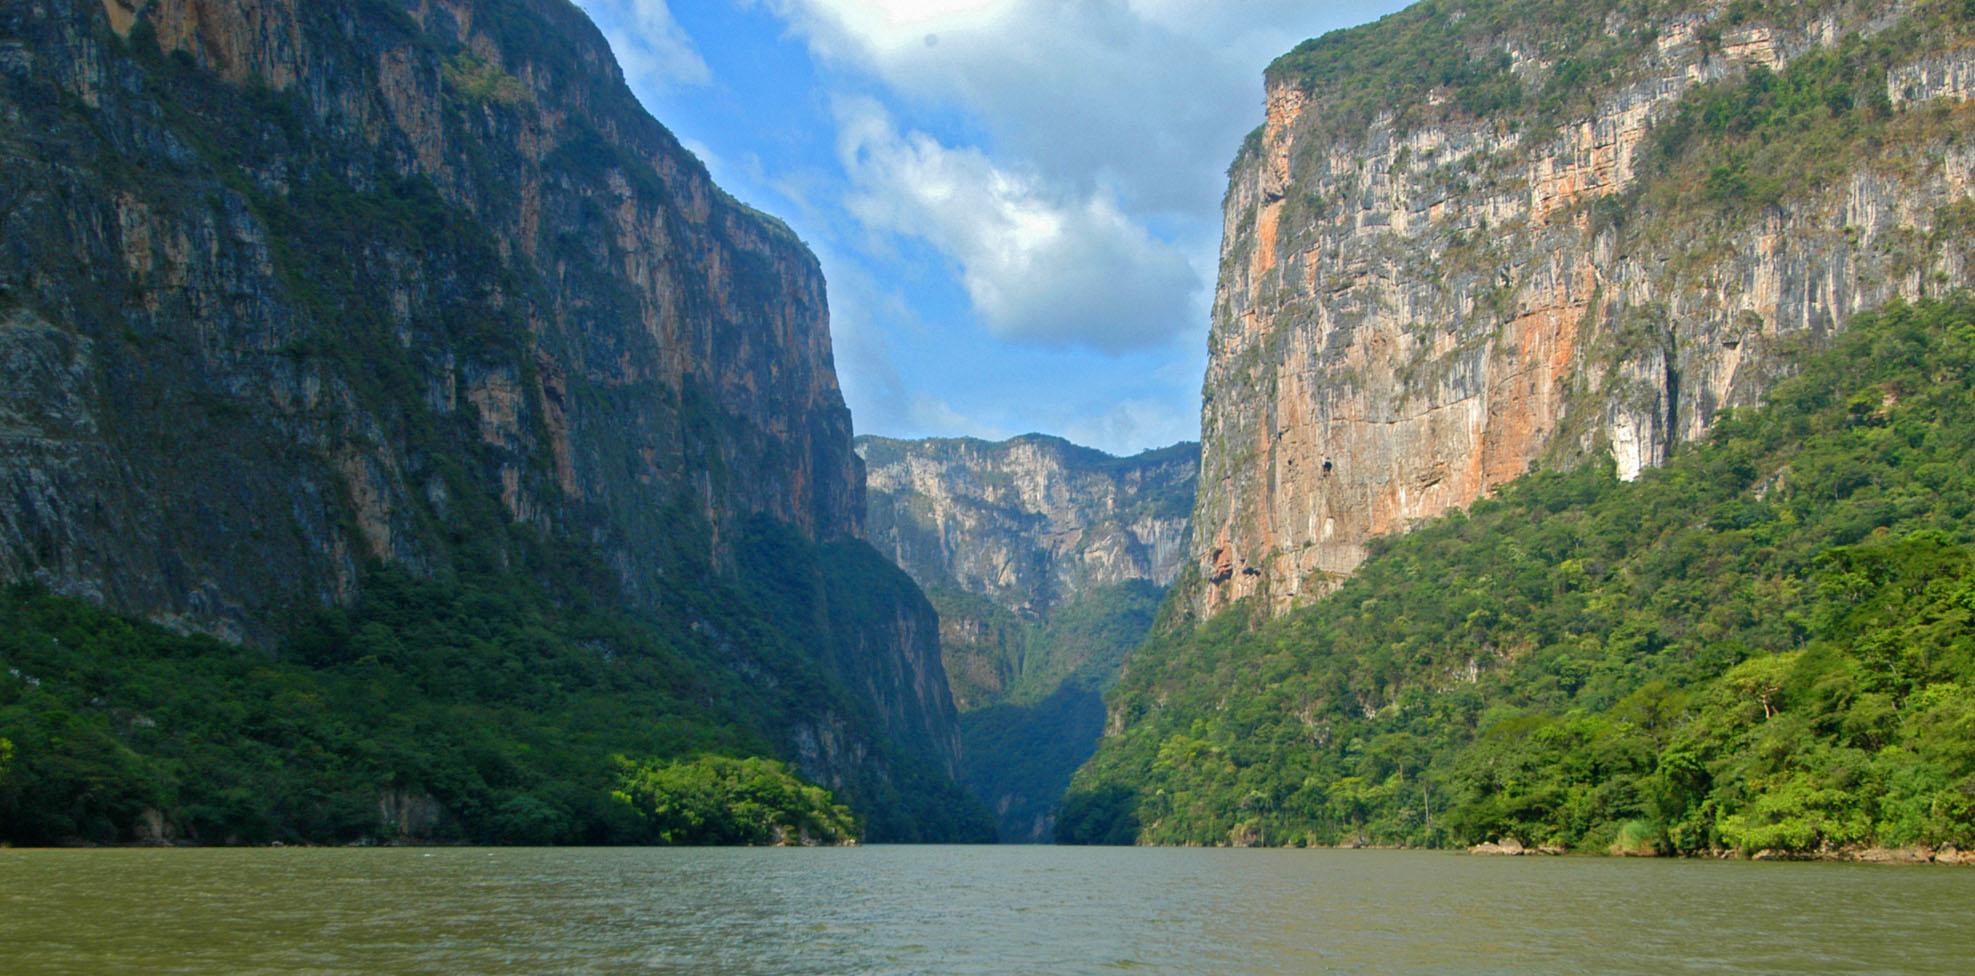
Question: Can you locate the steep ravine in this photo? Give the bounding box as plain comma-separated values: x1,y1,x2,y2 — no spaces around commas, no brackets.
0,0,984,841
859,434,1197,840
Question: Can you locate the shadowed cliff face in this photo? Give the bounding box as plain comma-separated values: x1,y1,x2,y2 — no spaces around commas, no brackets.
2,0,856,628
0,0,976,836
1192,0,1975,621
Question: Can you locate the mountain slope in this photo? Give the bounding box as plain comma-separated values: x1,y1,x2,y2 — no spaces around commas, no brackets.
860,434,1196,705
1066,299,1975,854
859,434,1196,840
0,0,988,842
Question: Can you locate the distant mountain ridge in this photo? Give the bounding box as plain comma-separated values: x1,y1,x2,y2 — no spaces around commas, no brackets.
860,432,1197,613
859,433,1197,705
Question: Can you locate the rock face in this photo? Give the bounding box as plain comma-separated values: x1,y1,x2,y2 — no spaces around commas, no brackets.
1191,0,1975,621
862,434,1196,615
861,432,1192,608
859,434,1196,840
860,434,1197,705
0,0,970,834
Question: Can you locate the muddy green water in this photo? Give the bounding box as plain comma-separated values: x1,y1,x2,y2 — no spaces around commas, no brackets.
3,846,1971,974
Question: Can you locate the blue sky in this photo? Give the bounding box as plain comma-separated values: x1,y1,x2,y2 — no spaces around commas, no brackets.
572,0,1409,455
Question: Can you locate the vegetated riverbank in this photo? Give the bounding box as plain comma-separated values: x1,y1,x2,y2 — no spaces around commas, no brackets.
0,834,857,850
1034,836,1975,865
0,579,906,848
1067,300,1975,856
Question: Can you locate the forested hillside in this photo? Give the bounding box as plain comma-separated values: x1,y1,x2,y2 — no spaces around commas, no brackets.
1065,300,1975,856
0,518,988,845
0,0,990,844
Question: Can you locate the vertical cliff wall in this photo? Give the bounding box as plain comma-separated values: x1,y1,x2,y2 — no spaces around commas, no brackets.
0,0,975,836
860,434,1197,706
1191,0,1975,621
861,435,1196,615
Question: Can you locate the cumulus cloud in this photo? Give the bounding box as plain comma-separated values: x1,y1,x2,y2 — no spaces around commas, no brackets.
1059,396,1199,456
744,0,1402,354
759,0,1398,214
595,0,1409,438
835,98,1198,353
581,0,711,91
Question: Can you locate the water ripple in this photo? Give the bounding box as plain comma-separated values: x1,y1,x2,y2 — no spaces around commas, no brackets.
3,847,1972,974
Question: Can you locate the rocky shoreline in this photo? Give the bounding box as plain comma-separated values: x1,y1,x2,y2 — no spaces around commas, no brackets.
1468,837,1975,864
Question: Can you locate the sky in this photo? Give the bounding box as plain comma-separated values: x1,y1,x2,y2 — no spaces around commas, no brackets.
572,0,1409,456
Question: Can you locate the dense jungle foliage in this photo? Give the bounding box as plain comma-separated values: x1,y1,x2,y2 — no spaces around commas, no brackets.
1624,10,1975,225
954,580,1164,840
1063,300,1975,855
0,521,991,846
1245,0,1975,167
612,755,859,846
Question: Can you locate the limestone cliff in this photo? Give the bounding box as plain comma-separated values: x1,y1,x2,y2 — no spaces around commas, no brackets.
859,435,1196,617
860,434,1196,705
0,0,976,837
859,433,1196,840
1192,0,1975,620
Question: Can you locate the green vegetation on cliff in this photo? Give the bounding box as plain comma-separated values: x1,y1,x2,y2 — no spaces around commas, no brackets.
1252,0,1975,165
0,519,992,846
1628,15,1975,224
934,579,1166,711
0,0,995,845
954,580,1164,841
1262,0,1694,144
1066,299,1975,854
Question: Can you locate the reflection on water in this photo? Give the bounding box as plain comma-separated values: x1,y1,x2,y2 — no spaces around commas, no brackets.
4,846,1971,975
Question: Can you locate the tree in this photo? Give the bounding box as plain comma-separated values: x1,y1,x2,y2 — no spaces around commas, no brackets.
611,755,859,846
1721,653,1802,720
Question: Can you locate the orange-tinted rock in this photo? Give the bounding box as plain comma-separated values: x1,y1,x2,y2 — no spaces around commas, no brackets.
1191,5,1975,622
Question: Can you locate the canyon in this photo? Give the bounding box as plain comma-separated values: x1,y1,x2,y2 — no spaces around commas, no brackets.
860,434,1196,840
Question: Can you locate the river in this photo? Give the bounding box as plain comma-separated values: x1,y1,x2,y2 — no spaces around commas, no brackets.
4,846,1970,974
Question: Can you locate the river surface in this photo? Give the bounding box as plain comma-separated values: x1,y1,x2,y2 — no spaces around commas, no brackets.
4,846,1972,974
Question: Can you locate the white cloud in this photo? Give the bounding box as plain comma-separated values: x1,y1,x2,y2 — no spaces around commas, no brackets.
814,246,918,425
745,0,1405,357
583,0,710,91
905,394,1008,441
603,0,1410,440
835,98,1198,353
760,0,1400,214
761,0,1011,60
1059,396,1198,456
